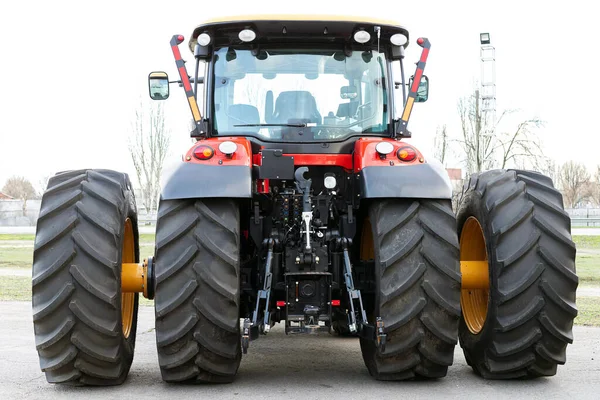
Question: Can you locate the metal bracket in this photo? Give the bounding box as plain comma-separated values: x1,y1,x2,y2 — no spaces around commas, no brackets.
376,317,387,352
241,318,251,354
252,238,274,334
339,238,367,333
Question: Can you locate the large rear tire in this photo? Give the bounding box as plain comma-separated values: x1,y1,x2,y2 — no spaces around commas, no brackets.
154,198,242,383
360,199,461,380
32,170,139,385
457,170,578,378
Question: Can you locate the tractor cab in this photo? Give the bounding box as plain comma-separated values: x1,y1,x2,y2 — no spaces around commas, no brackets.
148,14,439,351
149,16,429,144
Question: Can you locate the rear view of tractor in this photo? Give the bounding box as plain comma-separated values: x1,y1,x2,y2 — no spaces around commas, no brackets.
31,15,577,385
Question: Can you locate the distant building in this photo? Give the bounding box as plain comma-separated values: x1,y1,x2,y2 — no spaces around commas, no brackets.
0,192,14,200
446,168,462,182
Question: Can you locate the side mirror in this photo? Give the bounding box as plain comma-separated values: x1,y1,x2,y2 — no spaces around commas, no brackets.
148,72,169,100
409,75,429,102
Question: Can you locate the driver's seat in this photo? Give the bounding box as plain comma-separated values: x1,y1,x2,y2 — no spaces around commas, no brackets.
272,91,321,124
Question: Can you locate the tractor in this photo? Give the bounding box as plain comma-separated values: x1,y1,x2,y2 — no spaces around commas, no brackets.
32,15,578,385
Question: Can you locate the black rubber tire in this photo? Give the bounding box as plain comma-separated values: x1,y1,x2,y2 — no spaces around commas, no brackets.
32,169,139,385
360,199,461,380
457,170,578,379
154,198,241,383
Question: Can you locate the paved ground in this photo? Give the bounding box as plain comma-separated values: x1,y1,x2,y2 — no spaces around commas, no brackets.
1,302,599,400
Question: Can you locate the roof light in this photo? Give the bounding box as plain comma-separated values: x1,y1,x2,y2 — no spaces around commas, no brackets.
218,141,237,156
390,33,408,46
375,142,394,159
353,30,371,44
193,145,214,160
276,301,286,307
331,300,341,306
397,146,417,162
239,29,256,42
197,33,211,46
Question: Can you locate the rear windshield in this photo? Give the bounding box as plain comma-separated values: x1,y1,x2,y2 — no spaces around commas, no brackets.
212,47,389,142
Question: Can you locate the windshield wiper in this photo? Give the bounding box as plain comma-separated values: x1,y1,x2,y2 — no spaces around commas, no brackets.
233,123,308,128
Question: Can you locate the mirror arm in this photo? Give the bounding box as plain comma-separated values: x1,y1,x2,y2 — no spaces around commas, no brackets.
398,46,407,104
170,35,207,137
395,37,430,138
193,44,201,101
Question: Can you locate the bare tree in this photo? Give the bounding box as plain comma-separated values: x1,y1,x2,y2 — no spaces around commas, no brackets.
37,175,50,197
2,176,38,216
129,102,170,213
456,88,544,175
433,124,448,165
587,165,600,207
457,90,495,174
538,158,558,184
558,161,590,208
498,118,544,170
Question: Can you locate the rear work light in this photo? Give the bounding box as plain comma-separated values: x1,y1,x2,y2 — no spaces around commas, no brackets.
193,145,214,160
375,141,394,159
397,146,417,162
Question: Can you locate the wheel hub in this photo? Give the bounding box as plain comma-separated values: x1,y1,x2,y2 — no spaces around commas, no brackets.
459,217,490,334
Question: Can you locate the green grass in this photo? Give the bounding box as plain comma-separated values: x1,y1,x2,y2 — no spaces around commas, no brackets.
0,234,36,241
573,235,600,249
576,253,600,283
0,247,33,268
0,233,156,243
0,245,154,269
0,276,31,301
575,297,600,326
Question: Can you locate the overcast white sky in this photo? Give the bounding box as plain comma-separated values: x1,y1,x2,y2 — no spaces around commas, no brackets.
1,0,598,191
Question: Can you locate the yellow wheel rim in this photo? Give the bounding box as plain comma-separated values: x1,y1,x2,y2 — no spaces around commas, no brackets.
121,218,135,338
460,217,490,334
360,218,375,261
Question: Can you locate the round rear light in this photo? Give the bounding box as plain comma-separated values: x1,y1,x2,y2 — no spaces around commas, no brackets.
397,146,417,162
197,33,211,46
354,30,371,44
193,145,214,160
390,33,408,46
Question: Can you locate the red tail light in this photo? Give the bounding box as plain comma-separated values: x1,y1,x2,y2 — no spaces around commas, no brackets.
397,146,417,162
193,145,214,160
331,300,341,306
276,301,286,307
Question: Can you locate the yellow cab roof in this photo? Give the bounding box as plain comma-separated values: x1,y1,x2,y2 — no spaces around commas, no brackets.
189,14,409,51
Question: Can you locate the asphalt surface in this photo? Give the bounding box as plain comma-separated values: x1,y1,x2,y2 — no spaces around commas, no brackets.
1,302,599,400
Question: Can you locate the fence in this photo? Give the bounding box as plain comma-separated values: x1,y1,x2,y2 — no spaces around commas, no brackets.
566,208,600,227
0,200,41,226
1,200,600,228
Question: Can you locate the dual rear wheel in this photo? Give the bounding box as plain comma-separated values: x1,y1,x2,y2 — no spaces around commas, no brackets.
32,169,577,384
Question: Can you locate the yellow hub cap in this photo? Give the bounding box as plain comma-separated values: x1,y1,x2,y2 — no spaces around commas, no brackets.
121,218,135,339
460,217,490,334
